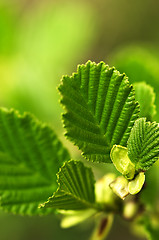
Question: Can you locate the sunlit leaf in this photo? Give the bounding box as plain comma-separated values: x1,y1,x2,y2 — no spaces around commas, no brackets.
59,61,139,163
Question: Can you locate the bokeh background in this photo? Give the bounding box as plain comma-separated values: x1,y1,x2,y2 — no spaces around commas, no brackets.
0,0,159,239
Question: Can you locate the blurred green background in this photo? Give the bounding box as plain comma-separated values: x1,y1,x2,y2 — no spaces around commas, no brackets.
1,0,159,239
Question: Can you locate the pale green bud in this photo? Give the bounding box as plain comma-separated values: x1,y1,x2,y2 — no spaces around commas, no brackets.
128,172,145,195
109,176,129,200
123,201,138,220
95,173,116,204
110,145,135,180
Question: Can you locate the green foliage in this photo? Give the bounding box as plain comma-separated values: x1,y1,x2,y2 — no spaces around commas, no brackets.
40,160,97,210
134,82,156,121
0,108,70,215
127,118,159,171
59,61,139,163
0,59,159,239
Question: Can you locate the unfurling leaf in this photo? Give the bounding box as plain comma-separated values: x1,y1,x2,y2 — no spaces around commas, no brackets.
40,160,98,210
128,172,145,195
59,61,139,163
110,145,135,180
110,172,145,199
0,108,70,215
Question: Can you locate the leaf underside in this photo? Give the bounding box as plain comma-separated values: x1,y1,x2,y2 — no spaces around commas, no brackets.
41,160,96,210
128,118,159,171
0,108,70,215
59,61,140,163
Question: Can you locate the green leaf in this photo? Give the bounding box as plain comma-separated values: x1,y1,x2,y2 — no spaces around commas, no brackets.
40,160,97,210
59,61,140,163
128,118,159,171
0,108,70,215
134,82,156,121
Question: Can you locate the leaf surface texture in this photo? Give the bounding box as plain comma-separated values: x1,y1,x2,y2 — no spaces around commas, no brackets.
59,61,139,162
128,118,159,171
0,108,70,215
41,160,97,210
